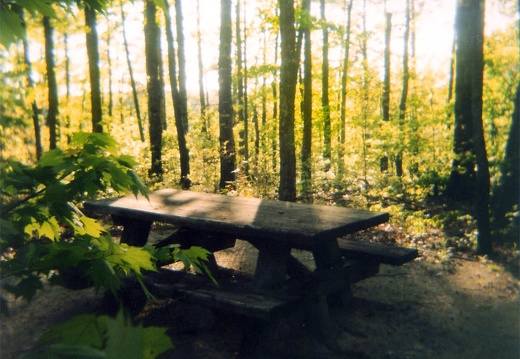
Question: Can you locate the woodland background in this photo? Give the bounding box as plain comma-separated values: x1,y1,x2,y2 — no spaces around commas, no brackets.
1,0,519,254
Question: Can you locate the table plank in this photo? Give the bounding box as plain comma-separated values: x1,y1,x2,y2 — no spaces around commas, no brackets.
84,189,389,249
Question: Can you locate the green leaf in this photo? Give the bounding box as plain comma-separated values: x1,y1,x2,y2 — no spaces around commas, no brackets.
142,326,174,359
105,311,144,359
38,314,109,349
17,0,57,18
120,245,157,275
79,215,105,237
0,7,23,50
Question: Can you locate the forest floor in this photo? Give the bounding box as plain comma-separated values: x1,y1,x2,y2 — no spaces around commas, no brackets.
1,223,519,359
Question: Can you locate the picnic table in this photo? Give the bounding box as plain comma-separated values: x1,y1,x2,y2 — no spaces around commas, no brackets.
84,189,417,353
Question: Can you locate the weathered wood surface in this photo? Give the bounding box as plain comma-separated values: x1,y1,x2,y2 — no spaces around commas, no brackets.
84,189,389,249
338,239,418,266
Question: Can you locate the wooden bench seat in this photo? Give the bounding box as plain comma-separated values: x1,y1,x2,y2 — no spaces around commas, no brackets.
144,269,300,320
337,239,418,266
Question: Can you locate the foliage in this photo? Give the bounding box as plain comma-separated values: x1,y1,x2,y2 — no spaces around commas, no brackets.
1,131,214,357
29,310,173,359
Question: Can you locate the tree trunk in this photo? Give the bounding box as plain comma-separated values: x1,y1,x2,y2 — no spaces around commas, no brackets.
236,0,246,163
175,0,189,133
278,0,299,202
444,0,481,200
320,0,331,170
43,16,59,149
492,82,520,229
20,9,43,159
380,10,391,172
64,32,72,144
300,0,312,197
196,0,208,134
339,0,353,179
120,1,145,142
219,0,236,189
106,32,113,118
395,0,410,177
165,0,190,188
85,6,103,133
144,0,163,178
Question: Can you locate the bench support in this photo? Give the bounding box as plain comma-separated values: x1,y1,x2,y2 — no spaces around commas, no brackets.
112,215,152,246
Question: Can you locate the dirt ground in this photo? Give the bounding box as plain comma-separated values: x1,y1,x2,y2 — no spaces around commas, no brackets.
1,225,519,358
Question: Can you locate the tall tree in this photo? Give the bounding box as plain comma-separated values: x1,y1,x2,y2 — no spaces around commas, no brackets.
300,0,312,197
447,0,490,253
338,0,354,178
175,0,189,133
43,16,59,149
144,0,163,177
164,0,190,188
120,0,145,142
380,8,391,172
278,0,299,202
196,0,208,133
320,0,331,169
492,82,519,229
19,9,43,159
219,0,236,189
85,4,103,133
236,0,246,163
395,0,411,177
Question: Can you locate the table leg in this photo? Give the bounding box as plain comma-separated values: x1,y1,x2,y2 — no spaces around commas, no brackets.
112,215,153,246
252,240,291,290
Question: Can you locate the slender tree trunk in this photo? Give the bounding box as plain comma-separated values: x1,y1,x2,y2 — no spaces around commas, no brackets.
219,0,236,189
196,0,208,133
271,26,279,172
339,0,354,179
174,0,189,133
278,0,299,202
243,2,249,176
492,82,520,229
64,33,72,144
43,16,59,149
165,0,190,187
380,10,391,172
120,1,145,142
395,0,410,177
300,0,312,197
144,0,163,178
85,6,103,133
361,0,369,186
19,9,43,159
236,0,246,163
106,32,113,118
320,0,331,170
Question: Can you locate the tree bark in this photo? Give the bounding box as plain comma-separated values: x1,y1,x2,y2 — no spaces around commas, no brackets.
165,0,190,188
444,0,482,200
175,0,189,133
491,82,520,229
300,0,312,197
278,0,299,202
120,1,145,142
380,10,391,172
20,9,43,159
43,16,59,149
219,0,236,189
196,0,208,134
396,0,410,177
320,0,331,170
85,6,103,133
144,0,163,178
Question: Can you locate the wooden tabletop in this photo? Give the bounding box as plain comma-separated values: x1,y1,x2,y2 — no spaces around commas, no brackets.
84,189,389,249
